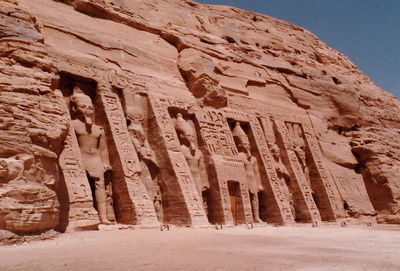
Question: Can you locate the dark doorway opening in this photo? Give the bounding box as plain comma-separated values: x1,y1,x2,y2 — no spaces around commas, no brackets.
227,181,240,225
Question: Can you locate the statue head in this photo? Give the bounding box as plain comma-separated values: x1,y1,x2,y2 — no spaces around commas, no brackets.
175,113,196,149
294,144,306,164
269,143,280,160
232,122,250,154
128,119,147,143
71,87,94,126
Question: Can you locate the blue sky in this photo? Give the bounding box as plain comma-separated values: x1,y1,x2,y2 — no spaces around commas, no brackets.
195,0,400,100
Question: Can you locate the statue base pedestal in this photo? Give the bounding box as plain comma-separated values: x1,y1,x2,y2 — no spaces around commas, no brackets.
65,219,100,232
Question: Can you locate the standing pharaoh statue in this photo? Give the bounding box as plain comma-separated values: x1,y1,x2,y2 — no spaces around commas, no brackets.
123,92,164,222
288,123,311,190
232,122,263,223
175,113,210,215
70,87,113,225
269,143,296,219
127,116,163,223
294,144,311,189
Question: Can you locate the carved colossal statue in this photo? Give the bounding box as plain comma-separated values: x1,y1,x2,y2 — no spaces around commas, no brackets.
232,122,263,223
128,117,163,222
70,87,113,225
287,123,311,190
175,113,210,214
269,143,296,218
294,144,311,189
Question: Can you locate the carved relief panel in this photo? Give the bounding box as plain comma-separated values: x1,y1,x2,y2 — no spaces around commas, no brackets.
122,90,164,223
264,116,321,223
56,77,117,231
224,108,295,224
273,113,345,221
194,108,253,225
148,94,208,226
99,89,159,226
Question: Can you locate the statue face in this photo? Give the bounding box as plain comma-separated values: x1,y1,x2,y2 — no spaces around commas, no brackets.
180,130,195,145
239,136,250,152
73,95,94,125
75,98,94,119
299,150,306,162
133,127,147,144
295,146,306,162
271,144,280,159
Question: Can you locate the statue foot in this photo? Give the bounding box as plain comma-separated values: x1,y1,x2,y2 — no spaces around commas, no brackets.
100,218,113,225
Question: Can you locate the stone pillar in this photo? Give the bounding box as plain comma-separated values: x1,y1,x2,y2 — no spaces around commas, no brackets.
99,90,159,226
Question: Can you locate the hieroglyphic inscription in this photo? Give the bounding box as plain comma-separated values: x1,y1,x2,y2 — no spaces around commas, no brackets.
59,128,92,203
220,156,243,167
100,90,158,225
158,96,195,111
149,96,181,151
239,179,253,223
273,118,321,222
169,150,204,217
195,109,238,156
302,123,343,219
100,91,141,176
219,180,233,222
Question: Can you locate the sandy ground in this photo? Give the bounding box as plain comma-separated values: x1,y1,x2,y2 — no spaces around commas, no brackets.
0,225,399,271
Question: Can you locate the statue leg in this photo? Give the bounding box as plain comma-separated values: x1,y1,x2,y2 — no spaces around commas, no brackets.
251,192,261,223
94,177,112,225
289,193,296,220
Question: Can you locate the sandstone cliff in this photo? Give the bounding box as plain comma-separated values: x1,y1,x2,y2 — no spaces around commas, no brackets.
1,0,399,236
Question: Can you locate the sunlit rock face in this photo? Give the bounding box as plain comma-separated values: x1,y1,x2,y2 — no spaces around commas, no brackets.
1,0,399,235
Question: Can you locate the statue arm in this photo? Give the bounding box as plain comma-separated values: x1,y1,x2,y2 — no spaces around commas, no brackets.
143,140,158,165
99,128,112,172
253,157,263,190
282,164,290,179
199,152,210,191
128,130,141,153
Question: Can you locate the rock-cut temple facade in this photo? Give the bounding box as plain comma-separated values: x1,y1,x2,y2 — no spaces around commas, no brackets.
1,0,400,235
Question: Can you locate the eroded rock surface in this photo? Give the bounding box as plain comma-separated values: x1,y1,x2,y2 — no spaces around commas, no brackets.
0,0,399,235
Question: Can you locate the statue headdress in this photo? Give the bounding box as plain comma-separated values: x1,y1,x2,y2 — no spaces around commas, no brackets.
70,85,93,125
232,122,247,142
123,91,145,123
175,113,193,136
71,86,92,105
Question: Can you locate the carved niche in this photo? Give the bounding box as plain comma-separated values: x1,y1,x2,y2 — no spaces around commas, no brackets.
122,90,164,223
273,113,345,221
259,115,321,224
224,108,295,225
57,76,115,231
194,108,253,225
57,72,159,229
99,88,159,226
147,94,208,226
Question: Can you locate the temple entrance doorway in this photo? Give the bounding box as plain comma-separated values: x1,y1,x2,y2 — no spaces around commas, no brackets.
227,181,240,225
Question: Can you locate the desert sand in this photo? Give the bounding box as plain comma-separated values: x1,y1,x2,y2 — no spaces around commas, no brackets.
1,225,399,271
